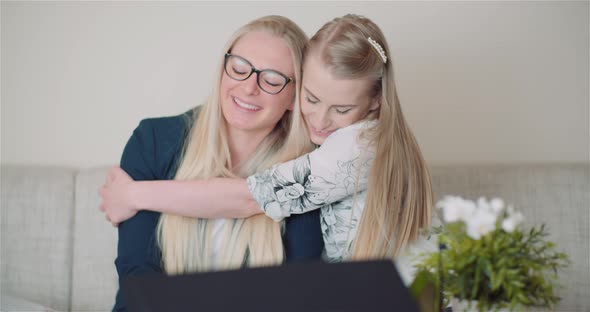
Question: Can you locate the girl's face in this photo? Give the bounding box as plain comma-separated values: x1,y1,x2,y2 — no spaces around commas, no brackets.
300,54,380,145
220,31,296,136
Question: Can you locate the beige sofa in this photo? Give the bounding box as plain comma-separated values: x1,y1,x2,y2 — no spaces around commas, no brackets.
1,164,588,312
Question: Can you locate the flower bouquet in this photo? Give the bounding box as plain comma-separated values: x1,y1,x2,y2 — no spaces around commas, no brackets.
412,196,569,312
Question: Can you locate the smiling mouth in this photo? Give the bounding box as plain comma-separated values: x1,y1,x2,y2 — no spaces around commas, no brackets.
233,96,261,111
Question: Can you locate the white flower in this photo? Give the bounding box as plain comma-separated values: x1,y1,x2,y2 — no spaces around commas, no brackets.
475,197,505,219
436,196,476,223
490,198,505,214
466,208,497,240
442,203,463,223
438,195,525,238
477,197,492,213
502,211,524,233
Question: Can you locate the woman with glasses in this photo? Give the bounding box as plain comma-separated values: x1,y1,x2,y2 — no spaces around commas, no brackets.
109,15,324,312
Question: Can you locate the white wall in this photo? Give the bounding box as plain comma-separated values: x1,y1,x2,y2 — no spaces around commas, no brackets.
1,1,588,168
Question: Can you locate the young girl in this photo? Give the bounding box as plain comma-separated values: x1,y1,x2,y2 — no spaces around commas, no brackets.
101,14,434,272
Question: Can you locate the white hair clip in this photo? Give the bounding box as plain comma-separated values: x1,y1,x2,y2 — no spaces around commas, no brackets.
367,37,387,64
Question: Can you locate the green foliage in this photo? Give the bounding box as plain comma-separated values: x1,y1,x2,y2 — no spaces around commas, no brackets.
410,269,440,312
416,223,570,312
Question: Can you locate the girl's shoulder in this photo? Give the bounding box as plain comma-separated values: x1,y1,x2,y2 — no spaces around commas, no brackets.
318,119,377,153
332,119,376,136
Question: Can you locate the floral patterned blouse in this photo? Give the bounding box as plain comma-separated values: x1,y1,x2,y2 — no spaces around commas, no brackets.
247,121,376,262
246,120,439,284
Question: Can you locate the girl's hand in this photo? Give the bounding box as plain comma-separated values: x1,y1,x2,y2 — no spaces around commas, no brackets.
99,166,138,227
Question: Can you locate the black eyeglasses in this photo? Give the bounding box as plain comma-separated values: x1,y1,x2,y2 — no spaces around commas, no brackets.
224,53,293,95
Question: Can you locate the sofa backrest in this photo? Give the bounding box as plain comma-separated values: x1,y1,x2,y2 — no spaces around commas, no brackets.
78,164,588,312
1,166,76,311
1,164,588,312
70,167,118,311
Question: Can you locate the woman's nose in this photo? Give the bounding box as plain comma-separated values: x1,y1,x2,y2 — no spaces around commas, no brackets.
242,74,260,95
316,110,332,129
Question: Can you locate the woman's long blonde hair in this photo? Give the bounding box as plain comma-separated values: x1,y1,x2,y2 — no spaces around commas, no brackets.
157,16,313,274
307,14,433,259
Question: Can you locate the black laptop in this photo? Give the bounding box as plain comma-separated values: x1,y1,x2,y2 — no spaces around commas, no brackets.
122,260,419,312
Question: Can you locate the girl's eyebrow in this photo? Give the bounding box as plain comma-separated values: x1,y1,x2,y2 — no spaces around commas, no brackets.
303,87,321,102
331,104,355,108
304,86,357,107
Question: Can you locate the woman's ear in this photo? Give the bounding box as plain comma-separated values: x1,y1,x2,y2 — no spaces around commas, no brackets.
369,96,381,112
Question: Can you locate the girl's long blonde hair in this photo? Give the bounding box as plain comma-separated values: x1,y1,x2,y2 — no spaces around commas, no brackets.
157,16,313,274
307,14,433,259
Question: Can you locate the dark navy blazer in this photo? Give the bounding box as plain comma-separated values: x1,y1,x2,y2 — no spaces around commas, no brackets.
113,107,324,311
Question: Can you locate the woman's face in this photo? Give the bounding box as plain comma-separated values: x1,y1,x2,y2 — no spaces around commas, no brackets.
300,54,380,145
219,31,296,136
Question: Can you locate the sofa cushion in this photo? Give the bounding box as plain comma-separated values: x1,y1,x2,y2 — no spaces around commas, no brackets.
1,292,56,312
70,167,118,311
1,166,75,312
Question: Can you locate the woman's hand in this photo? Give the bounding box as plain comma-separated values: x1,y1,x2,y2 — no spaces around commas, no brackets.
99,166,138,227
